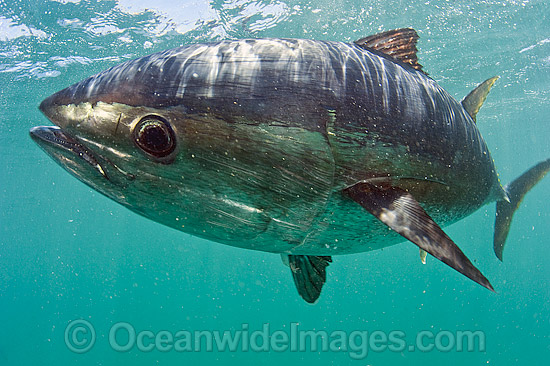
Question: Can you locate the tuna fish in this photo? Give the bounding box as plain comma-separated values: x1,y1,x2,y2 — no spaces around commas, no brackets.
30,29,550,303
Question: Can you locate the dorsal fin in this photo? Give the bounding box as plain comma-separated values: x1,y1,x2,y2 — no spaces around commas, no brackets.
461,76,499,123
354,28,424,73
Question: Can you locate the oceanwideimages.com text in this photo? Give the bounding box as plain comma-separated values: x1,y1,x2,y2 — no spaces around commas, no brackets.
65,320,486,360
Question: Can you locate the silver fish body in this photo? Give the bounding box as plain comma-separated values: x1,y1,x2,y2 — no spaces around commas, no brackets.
34,38,500,254
31,30,550,302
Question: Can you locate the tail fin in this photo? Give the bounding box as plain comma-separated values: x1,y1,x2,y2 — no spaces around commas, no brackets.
494,159,550,260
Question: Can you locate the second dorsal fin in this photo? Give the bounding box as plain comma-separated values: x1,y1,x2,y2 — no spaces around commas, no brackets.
461,76,499,123
354,28,424,73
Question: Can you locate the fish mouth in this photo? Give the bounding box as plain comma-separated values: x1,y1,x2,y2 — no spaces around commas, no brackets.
30,126,111,181
32,87,111,181
31,82,138,191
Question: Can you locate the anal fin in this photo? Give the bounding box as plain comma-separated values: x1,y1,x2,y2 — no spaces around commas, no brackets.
285,255,332,304
344,182,494,291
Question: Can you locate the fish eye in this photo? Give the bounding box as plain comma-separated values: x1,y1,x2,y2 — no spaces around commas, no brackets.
133,115,176,159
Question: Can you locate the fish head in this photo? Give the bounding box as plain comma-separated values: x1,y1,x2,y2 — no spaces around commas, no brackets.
30,51,336,248
29,65,239,239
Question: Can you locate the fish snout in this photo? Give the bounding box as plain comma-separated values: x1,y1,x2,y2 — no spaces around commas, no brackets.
38,86,80,129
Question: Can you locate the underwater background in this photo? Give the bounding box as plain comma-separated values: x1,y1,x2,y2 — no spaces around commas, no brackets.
1,0,549,364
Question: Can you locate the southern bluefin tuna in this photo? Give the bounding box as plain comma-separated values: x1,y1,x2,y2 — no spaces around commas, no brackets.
30,29,550,303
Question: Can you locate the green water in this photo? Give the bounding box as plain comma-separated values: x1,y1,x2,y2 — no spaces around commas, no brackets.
1,0,549,364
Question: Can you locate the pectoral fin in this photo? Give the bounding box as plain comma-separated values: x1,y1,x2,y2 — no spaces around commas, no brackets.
344,182,494,291
285,255,332,304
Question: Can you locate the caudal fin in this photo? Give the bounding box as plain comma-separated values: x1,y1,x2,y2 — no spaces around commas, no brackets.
494,159,550,260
